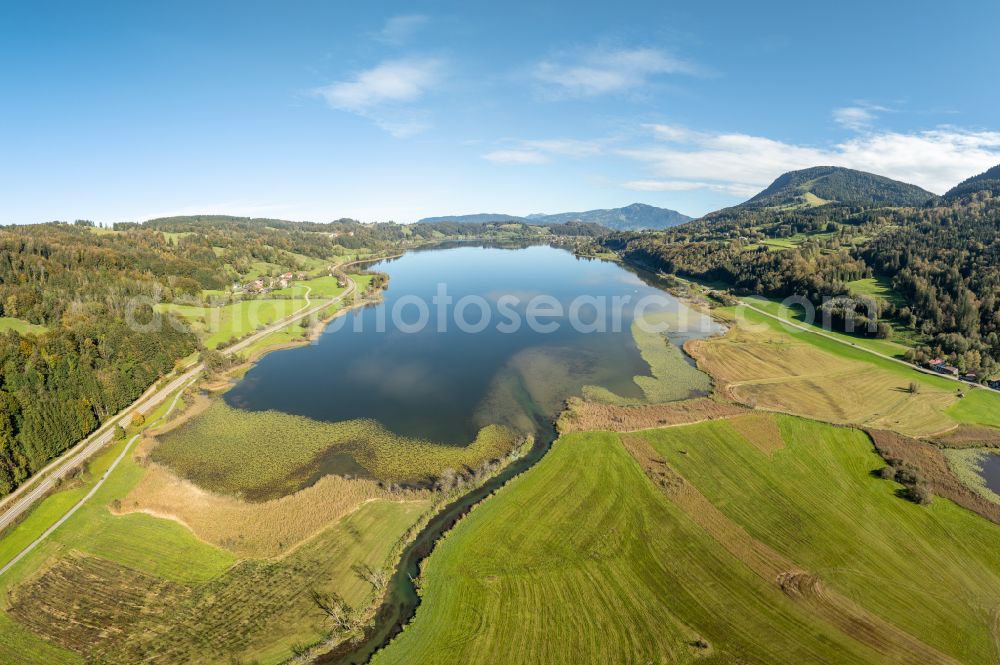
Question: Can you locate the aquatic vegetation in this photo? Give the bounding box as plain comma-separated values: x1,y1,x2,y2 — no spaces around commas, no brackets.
150,401,523,501
943,448,1000,506
583,314,712,405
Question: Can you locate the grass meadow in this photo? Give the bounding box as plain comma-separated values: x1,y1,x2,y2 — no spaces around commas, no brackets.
744,294,916,357
0,317,47,336
373,416,1000,664
156,297,308,349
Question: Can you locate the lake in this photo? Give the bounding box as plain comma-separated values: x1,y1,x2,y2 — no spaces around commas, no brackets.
224,244,720,445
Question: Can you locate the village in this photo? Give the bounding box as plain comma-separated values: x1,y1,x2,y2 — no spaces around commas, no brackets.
234,265,348,296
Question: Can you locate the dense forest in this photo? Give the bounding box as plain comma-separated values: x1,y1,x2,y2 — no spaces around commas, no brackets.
600,168,1000,377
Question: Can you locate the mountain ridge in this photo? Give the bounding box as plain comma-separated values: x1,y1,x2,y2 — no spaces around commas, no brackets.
417,203,691,231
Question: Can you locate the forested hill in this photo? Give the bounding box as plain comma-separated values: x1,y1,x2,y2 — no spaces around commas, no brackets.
943,163,1000,201
418,203,691,230
719,166,936,213
414,213,527,224
596,165,1000,379
529,203,692,231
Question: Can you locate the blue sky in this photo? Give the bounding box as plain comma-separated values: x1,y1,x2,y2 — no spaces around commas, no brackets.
2,0,999,224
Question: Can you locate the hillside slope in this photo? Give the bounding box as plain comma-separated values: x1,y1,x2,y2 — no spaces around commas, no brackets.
738,166,935,210
531,203,691,230
943,163,1000,201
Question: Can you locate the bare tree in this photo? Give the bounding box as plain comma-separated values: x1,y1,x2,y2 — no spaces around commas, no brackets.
352,563,388,591
310,590,356,633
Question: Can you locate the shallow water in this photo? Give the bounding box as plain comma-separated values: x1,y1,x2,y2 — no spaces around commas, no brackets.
225,244,720,444
981,452,1000,495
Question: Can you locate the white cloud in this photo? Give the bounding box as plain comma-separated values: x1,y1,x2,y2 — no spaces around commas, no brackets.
519,138,605,157
375,14,428,45
481,138,606,165
833,102,891,131
375,118,431,139
313,58,444,136
623,179,759,197
533,47,701,98
620,123,1000,196
314,58,443,112
833,106,876,130
482,150,550,165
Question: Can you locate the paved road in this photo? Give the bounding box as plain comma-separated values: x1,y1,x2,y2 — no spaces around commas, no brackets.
0,378,195,577
738,300,1000,396
0,268,359,538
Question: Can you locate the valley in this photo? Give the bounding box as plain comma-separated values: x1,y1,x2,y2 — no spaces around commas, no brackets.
0,166,997,664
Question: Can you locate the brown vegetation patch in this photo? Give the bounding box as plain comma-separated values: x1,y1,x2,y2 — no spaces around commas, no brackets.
120,463,430,557
620,432,960,664
557,396,746,434
8,553,188,653
727,412,785,456
688,318,959,437
930,425,1000,449
868,429,1000,524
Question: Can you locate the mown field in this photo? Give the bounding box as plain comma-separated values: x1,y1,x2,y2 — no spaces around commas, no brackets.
156,297,308,349
373,415,1000,664
690,305,1000,436
151,401,523,500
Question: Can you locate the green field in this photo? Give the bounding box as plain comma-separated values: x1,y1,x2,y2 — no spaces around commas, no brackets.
847,275,906,307
0,317,47,335
152,401,522,500
755,230,836,249
744,295,915,357
374,416,1000,664
156,297,307,349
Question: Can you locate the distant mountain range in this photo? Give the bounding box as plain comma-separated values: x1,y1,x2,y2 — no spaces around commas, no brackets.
417,203,692,231
738,166,936,211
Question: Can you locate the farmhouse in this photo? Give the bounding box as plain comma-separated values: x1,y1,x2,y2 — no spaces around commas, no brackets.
934,363,960,377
